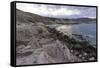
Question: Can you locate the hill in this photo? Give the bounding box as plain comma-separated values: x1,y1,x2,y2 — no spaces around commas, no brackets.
16,9,96,24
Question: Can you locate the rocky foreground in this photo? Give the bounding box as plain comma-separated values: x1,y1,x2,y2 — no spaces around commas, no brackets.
16,23,79,65
16,23,96,65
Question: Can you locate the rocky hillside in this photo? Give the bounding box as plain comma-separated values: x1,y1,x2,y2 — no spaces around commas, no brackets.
16,9,80,65
16,21,81,65
16,9,54,24
16,9,96,65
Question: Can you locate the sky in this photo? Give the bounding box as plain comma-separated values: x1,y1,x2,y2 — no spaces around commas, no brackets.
16,3,96,19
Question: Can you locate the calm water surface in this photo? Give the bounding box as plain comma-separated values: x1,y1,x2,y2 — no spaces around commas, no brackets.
52,23,96,47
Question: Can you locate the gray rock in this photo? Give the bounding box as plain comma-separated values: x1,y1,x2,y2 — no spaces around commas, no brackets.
89,57,95,61
79,54,82,58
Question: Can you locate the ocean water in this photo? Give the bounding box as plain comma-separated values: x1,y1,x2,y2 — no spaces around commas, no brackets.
69,23,96,45
56,23,96,47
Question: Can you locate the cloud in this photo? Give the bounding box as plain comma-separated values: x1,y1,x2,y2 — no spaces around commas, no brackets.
50,8,80,16
16,3,96,18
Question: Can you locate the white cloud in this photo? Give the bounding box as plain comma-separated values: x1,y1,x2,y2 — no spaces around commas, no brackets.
51,8,80,16
16,3,80,18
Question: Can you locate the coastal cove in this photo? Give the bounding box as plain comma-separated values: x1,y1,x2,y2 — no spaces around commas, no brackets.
47,23,96,48
46,23,97,62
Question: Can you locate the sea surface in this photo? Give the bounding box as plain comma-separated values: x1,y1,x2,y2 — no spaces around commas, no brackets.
48,23,97,47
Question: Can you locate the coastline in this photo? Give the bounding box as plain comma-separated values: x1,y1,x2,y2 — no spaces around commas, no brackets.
46,25,97,62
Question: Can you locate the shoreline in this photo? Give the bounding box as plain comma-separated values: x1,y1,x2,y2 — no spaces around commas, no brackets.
46,26,97,61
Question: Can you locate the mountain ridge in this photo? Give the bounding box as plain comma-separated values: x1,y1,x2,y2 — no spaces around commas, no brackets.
16,9,96,24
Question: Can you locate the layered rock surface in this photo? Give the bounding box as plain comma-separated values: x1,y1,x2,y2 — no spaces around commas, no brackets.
16,24,81,65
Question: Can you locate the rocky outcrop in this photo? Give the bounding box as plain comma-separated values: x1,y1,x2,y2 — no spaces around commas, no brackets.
16,24,82,65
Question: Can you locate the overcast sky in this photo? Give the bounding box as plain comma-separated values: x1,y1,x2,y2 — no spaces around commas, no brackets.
16,3,96,19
